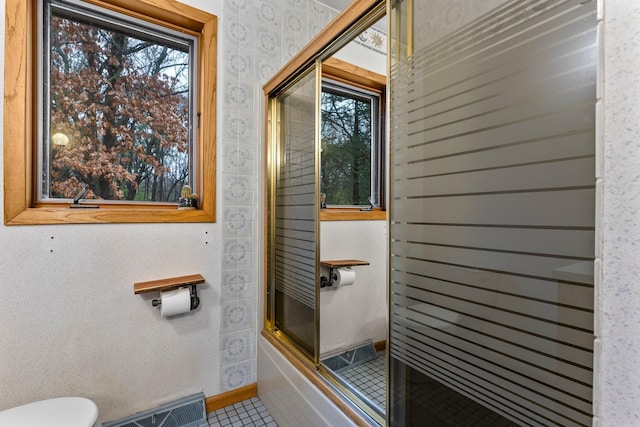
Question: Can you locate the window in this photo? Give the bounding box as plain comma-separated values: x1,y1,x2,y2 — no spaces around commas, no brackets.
41,0,197,203
321,80,381,208
320,57,386,220
4,0,217,224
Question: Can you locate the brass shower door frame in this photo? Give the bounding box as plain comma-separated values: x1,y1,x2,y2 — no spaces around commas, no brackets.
262,0,387,425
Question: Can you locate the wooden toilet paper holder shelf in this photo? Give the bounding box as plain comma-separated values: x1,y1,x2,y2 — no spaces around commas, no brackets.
320,259,369,269
134,274,205,294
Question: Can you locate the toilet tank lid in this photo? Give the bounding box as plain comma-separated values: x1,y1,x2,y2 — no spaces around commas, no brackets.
0,397,99,427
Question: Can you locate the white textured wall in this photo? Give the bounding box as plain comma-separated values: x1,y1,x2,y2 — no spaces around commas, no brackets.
320,220,387,355
598,0,640,425
0,224,221,422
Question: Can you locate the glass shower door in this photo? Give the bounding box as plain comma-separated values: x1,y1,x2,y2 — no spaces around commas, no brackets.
267,66,321,360
389,0,597,425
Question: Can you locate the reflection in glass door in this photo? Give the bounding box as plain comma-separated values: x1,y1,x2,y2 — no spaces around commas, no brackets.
263,2,388,422
389,0,597,425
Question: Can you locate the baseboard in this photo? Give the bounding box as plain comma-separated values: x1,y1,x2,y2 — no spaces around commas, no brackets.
205,383,257,414
374,340,386,352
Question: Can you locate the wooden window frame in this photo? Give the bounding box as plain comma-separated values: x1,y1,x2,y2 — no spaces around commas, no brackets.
3,0,217,225
320,57,386,222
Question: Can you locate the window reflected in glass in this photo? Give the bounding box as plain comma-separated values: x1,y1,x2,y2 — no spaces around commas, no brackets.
321,80,381,207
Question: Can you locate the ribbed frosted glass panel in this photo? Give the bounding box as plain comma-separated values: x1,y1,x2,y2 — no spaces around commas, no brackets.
389,1,596,426
272,71,318,355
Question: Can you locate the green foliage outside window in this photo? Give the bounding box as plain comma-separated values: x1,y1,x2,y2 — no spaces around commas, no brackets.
320,85,375,206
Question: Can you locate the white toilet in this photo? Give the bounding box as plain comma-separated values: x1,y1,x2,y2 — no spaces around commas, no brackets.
0,397,101,427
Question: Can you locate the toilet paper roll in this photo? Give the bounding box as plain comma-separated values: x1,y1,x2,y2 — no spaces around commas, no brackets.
160,287,192,317
334,267,356,286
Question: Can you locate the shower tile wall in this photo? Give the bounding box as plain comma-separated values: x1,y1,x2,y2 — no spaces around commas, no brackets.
219,0,338,392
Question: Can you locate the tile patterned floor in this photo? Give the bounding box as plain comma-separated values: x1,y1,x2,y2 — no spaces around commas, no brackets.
206,351,384,427
206,397,278,427
336,351,386,412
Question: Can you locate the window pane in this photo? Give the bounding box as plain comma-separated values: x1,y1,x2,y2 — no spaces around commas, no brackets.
43,4,194,202
320,85,374,206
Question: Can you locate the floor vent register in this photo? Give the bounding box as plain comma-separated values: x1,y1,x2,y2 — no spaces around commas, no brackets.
103,392,206,427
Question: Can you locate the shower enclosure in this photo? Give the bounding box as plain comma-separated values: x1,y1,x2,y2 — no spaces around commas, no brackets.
264,0,597,425
389,0,596,425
